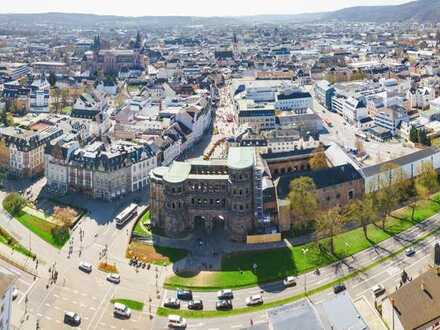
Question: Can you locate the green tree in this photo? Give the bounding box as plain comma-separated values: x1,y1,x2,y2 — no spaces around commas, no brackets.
409,125,418,143
348,194,377,239
288,177,318,230
413,162,440,219
3,193,25,215
48,72,57,88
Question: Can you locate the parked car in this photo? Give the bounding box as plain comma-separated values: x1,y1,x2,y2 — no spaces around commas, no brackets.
78,262,92,273
405,247,415,257
217,289,233,300
371,284,386,297
64,311,81,326
188,300,203,310
163,298,180,309
333,284,346,294
113,303,131,318
216,300,232,310
168,314,187,328
283,276,297,287
176,289,193,301
106,273,120,284
245,295,263,306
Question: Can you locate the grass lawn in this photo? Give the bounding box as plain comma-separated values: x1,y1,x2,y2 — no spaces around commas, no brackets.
159,224,440,318
15,210,69,249
111,299,144,311
126,241,187,266
61,106,72,115
132,211,151,238
0,226,34,258
165,194,440,290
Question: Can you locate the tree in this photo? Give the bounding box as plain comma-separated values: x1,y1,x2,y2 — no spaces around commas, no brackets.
50,87,62,113
413,162,439,220
315,206,346,254
0,139,9,168
48,72,57,88
53,206,77,227
374,163,401,229
288,177,318,229
348,195,377,239
409,125,419,143
60,88,70,108
309,145,328,170
2,193,25,215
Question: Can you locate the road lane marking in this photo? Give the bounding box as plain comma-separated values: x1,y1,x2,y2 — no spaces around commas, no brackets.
18,277,39,305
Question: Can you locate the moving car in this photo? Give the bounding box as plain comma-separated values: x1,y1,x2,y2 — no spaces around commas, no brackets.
106,273,120,284
163,297,180,309
12,287,18,300
79,262,92,273
176,289,193,301
216,299,232,310
245,295,263,306
188,300,203,310
113,303,131,318
168,314,187,328
217,289,233,300
333,284,346,294
405,247,416,257
64,311,81,326
371,284,386,297
283,276,297,287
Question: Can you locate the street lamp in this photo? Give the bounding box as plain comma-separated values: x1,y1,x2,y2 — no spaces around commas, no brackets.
302,248,309,295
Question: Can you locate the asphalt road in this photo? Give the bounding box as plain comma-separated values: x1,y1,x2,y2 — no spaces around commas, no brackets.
154,212,440,329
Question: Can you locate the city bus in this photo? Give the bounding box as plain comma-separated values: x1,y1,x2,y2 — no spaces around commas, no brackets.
115,203,138,228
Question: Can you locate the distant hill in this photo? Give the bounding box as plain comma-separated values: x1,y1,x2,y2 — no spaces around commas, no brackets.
325,0,440,22
0,0,439,27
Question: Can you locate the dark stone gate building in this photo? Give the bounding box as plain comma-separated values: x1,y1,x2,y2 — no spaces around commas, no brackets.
149,147,256,241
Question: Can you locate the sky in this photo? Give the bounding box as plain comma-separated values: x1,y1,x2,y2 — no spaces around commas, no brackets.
0,0,411,17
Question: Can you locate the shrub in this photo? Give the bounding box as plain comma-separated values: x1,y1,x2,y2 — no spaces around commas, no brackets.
3,193,25,215
51,226,70,246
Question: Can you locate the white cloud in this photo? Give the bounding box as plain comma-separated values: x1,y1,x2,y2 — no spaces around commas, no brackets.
0,0,410,17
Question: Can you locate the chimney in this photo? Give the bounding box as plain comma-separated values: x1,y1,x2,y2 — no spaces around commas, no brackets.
421,281,425,292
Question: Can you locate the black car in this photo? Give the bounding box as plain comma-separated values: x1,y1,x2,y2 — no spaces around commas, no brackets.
216,300,232,311
333,284,346,294
177,289,193,301
188,300,203,310
163,298,180,309
64,312,81,326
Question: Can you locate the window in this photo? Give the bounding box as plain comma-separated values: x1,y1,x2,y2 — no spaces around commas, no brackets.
348,190,354,200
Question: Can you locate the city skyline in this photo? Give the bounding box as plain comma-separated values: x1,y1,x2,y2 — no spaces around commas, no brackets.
1,0,409,17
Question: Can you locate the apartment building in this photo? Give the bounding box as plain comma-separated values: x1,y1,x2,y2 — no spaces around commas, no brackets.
45,139,157,200
275,89,313,112
0,126,63,177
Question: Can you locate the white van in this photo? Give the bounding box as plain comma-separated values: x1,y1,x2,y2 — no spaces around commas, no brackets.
168,314,187,328
113,303,131,318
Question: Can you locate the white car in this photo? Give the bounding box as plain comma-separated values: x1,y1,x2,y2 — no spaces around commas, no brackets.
217,289,233,300
245,294,263,306
283,276,297,287
168,314,187,328
79,262,92,273
371,284,386,297
113,303,131,318
106,273,120,284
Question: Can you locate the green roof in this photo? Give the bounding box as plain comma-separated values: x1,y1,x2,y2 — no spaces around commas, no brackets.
163,161,191,183
227,147,255,170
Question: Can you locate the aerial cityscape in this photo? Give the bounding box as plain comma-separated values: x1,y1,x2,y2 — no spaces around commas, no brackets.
2,0,440,329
